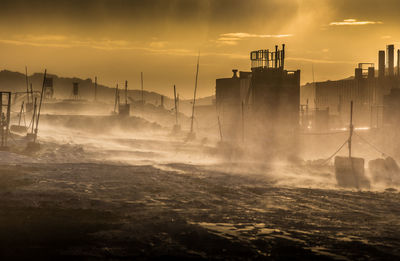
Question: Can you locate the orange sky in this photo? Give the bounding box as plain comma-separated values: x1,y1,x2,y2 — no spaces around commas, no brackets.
0,0,399,98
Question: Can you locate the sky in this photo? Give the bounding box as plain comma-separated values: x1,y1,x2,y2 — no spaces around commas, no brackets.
0,0,399,98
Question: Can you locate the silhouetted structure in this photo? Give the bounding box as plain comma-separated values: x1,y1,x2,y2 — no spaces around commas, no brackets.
216,44,301,157
301,44,400,129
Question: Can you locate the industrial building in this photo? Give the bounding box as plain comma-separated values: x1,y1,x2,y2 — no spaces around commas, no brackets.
216,44,301,155
301,44,400,130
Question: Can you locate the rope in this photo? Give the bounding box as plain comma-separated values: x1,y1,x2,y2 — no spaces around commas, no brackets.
319,138,349,165
353,131,390,158
299,131,347,136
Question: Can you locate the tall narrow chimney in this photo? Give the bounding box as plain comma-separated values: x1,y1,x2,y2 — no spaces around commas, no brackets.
398,49,400,76
387,44,394,76
379,50,385,78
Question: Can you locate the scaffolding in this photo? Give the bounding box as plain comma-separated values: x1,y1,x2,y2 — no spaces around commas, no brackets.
250,44,285,69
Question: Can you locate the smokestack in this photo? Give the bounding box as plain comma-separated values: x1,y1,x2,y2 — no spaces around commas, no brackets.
379,50,385,78
387,44,394,76
368,67,375,79
398,49,400,76
281,44,285,69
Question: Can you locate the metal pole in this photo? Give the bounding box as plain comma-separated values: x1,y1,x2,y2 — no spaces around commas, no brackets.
31,97,37,134
34,70,47,143
190,52,200,133
217,116,223,142
141,72,144,105
94,76,97,102
25,66,30,104
348,100,353,158
241,101,245,143
125,80,128,105
30,83,33,104
18,101,24,126
174,85,178,125
114,84,118,113
6,92,11,146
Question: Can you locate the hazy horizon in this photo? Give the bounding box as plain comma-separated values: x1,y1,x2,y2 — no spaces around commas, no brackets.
1,0,399,97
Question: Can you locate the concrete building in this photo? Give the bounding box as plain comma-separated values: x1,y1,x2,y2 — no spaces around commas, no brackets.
215,69,251,142
216,44,301,157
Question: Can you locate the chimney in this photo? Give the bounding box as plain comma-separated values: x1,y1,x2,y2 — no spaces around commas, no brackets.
232,69,238,78
387,44,394,76
368,67,375,79
398,49,400,76
379,50,385,78
355,68,363,80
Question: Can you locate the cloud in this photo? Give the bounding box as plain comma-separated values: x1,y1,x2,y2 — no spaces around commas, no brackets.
0,33,250,60
216,32,293,46
329,19,383,26
0,34,199,57
220,32,293,38
287,57,354,64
